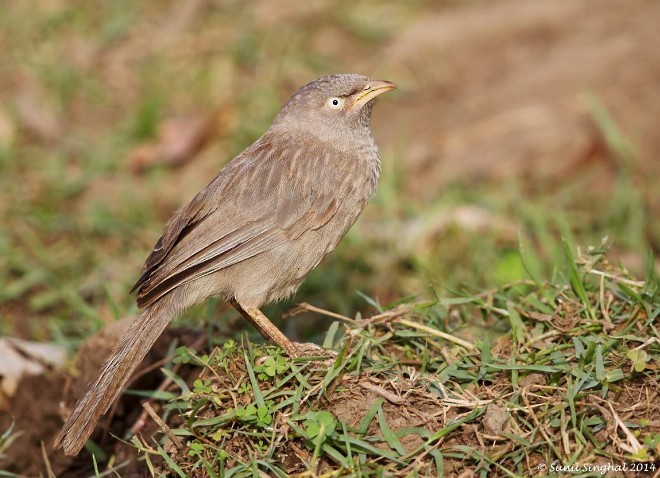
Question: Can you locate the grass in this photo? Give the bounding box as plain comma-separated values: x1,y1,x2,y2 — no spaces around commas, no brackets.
121,244,658,476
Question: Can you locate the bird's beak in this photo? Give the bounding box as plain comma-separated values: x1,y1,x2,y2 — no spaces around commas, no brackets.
351,80,397,109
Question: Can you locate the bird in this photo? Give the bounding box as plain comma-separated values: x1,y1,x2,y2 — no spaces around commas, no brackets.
54,73,396,456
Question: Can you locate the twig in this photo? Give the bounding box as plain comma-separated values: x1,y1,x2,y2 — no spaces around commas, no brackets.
607,401,643,455
523,329,561,348
588,269,645,288
521,390,563,461
397,318,477,351
284,302,355,323
359,382,405,405
631,337,659,351
143,402,184,449
599,273,615,331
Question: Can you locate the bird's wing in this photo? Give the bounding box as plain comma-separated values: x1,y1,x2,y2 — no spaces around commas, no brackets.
132,133,340,308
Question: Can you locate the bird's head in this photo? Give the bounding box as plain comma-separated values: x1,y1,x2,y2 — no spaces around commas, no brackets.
272,74,396,145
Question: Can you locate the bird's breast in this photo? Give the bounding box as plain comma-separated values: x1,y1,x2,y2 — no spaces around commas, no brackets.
311,144,381,248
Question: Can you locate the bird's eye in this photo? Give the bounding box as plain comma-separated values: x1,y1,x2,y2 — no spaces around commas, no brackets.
327,97,343,109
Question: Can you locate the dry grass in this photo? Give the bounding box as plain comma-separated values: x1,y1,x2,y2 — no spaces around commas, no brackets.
120,246,659,477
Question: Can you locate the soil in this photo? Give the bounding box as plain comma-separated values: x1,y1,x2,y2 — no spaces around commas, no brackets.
0,320,204,477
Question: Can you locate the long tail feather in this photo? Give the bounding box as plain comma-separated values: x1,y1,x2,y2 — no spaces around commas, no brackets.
54,298,175,456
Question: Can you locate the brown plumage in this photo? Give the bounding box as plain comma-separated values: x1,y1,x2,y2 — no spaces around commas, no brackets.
55,73,396,455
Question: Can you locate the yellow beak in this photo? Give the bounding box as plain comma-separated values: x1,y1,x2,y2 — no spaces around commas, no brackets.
351,80,397,109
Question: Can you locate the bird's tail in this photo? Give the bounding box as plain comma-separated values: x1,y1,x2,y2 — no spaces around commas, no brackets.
54,297,176,456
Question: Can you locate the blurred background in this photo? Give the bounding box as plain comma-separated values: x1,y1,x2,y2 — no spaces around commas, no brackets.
1,0,658,347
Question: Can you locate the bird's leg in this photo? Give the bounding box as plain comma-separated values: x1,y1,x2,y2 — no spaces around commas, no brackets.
229,299,298,357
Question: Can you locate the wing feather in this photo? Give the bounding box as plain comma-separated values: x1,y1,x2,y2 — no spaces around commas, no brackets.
132,131,342,308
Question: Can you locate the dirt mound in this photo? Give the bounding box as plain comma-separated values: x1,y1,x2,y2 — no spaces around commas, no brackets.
0,318,203,477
